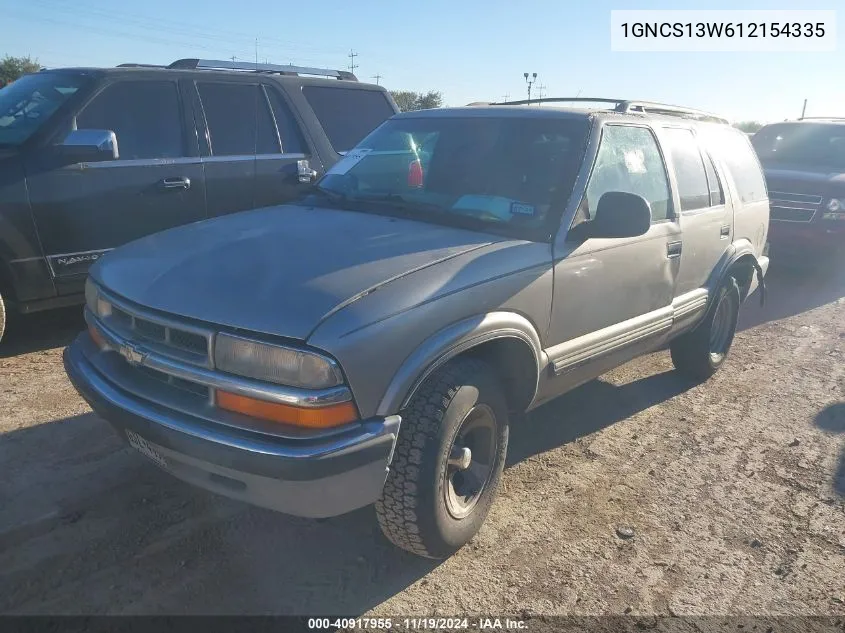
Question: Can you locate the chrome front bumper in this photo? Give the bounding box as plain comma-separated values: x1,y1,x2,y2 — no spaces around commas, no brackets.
64,334,401,518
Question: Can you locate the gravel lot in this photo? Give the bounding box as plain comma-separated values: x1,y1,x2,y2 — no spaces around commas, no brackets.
1,256,843,617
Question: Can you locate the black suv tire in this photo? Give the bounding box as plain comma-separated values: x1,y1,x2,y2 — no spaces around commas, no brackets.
670,276,741,380
375,357,509,559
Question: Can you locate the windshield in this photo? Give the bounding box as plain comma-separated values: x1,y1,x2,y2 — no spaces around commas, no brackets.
0,72,89,147
751,122,845,171
315,115,590,240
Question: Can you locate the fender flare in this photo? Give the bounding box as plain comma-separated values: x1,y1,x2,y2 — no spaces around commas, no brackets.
708,239,767,307
375,311,544,417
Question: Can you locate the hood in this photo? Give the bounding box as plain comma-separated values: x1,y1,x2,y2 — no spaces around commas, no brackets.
92,205,501,340
762,165,845,197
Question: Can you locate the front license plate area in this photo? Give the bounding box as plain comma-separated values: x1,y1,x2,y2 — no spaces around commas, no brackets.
126,429,168,468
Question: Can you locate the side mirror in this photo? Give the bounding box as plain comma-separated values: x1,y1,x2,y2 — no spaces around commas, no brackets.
588,191,652,239
58,129,119,162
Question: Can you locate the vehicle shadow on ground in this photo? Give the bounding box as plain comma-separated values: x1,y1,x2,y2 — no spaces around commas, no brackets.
814,402,845,497
0,365,697,615
508,369,697,466
738,250,845,333
0,306,84,358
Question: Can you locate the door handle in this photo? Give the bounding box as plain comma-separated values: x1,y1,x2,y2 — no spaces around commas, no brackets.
296,159,318,184
667,241,682,259
160,177,191,190
720,224,731,238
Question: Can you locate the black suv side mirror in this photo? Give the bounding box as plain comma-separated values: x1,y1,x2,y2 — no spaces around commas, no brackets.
57,129,119,162
588,191,652,239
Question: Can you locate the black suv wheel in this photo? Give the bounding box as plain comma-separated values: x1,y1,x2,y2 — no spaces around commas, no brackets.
375,357,509,559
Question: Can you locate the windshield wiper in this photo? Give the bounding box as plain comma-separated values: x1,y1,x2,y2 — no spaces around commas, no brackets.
352,192,445,215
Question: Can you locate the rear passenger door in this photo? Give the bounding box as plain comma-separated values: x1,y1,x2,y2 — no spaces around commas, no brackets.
193,81,262,217
661,126,730,296
253,84,322,209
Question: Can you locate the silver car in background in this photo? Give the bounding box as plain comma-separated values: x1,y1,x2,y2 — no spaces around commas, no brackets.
65,98,769,559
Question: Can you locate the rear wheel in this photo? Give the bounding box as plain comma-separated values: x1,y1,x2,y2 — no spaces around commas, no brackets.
375,358,509,559
670,276,741,380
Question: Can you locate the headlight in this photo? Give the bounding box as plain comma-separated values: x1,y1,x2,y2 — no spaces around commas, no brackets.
214,333,343,389
84,278,111,318
826,198,842,212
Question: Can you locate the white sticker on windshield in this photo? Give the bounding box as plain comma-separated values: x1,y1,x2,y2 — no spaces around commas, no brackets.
326,148,373,175
624,149,647,174
510,202,536,216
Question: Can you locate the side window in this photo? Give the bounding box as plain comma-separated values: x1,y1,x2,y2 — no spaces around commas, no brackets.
76,81,183,159
197,83,279,156
703,152,725,206
578,124,671,225
663,127,710,212
302,86,396,153
264,87,305,154
706,128,767,204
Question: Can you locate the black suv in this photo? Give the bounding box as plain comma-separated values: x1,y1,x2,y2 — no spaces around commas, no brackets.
751,117,845,254
0,58,398,341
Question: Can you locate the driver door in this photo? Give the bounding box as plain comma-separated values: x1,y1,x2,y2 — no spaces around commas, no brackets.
540,123,681,400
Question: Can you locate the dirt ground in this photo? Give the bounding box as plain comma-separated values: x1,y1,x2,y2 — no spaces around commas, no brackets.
1,257,843,618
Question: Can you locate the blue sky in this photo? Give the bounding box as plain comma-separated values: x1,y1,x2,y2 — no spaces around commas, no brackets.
2,0,843,122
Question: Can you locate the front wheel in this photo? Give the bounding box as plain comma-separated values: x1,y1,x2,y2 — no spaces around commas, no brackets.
375,358,509,559
670,276,741,380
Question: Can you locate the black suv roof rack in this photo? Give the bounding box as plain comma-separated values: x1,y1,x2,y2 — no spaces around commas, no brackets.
486,97,729,124
166,58,357,81
797,116,845,122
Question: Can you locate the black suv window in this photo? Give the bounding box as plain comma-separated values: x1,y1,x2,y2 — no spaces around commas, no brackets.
663,127,710,212
302,86,395,153
579,124,671,224
752,122,845,171
198,83,279,156
265,87,304,154
0,72,90,147
703,152,725,206
76,81,183,159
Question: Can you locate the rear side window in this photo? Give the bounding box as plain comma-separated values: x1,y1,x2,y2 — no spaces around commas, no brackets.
76,81,183,159
702,152,725,206
707,128,767,204
663,127,710,212
302,86,395,153
198,83,279,156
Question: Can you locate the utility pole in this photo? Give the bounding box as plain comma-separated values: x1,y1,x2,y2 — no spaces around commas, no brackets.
801,98,808,119
535,83,547,104
231,55,237,63
348,50,359,74
500,93,510,103
371,74,382,85
255,38,259,67
524,72,537,105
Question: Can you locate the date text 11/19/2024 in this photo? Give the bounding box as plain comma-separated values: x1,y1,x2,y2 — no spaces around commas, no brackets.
307,617,528,630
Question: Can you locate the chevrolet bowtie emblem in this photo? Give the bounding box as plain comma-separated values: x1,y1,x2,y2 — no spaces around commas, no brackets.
119,343,147,366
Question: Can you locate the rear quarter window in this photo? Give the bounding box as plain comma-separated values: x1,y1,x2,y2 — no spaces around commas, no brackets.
302,86,396,153
704,127,767,204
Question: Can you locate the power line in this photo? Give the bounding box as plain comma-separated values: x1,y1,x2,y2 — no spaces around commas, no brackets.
348,50,359,74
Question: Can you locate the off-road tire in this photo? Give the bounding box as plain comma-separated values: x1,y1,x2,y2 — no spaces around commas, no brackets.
670,276,741,381
375,357,509,559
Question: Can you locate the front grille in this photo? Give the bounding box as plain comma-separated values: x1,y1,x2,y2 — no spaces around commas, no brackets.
137,365,210,399
769,190,821,223
102,297,212,366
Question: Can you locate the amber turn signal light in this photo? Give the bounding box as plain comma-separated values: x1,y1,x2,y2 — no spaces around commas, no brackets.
88,324,107,350
216,390,358,429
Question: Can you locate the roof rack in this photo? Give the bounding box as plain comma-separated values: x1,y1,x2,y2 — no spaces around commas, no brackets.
167,58,357,81
797,116,845,122
488,97,729,124
116,63,167,68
